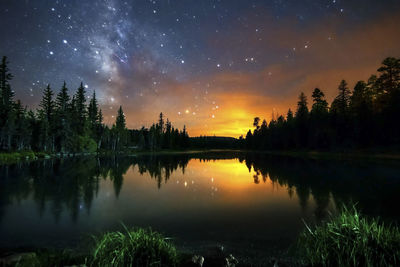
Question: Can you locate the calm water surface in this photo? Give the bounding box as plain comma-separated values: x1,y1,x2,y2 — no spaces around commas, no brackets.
1,152,399,257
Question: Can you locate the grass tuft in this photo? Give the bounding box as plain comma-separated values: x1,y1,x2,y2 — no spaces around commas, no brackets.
296,205,400,266
91,225,178,267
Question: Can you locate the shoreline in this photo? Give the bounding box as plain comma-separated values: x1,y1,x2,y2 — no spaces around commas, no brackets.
1,148,400,165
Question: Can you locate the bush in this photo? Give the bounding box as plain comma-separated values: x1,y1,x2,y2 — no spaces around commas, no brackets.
296,205,400,266
71,135,97,153
0,152,20,162
91,226,178,267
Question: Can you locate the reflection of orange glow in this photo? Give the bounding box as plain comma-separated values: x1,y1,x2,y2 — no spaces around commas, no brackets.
118,158,297,211
188,159,286,195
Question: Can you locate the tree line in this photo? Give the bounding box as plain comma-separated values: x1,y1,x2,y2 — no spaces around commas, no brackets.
0,56,189,153
244,57,400,151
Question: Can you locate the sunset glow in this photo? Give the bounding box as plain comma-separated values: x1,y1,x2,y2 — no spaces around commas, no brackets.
2,1,399,137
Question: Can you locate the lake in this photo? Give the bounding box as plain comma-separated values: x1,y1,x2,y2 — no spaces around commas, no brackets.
1,151,400,260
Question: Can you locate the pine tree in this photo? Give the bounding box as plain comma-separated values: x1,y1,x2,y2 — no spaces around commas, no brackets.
311,88,328,115
0,56,15,150
158,112,164,133
56,81,70,112
14,100,30,150
253,117,260,130
245,130,253,149
295,92,309,148
377,57,400,94
286,109,294,122
88,91,99,134
331,80,351,115
40,84,55,123
330,80,352,146
182,125,189,148
310,88,329,149
55,81,71,152
0,56,14,102
38,84,55,151
96,109,104,149
376,57,400,143
116,106,126,131
113,106,127,151
295,92,309,119
285,109,295,148
74,82,87,135
350,81,372,146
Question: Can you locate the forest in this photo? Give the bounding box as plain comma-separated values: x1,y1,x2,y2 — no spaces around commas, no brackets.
2,56,400,154
244,57,400,151
0,56,189,153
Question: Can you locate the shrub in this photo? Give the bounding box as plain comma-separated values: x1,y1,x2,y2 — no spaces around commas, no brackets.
91,226,178,267
296,205,400,266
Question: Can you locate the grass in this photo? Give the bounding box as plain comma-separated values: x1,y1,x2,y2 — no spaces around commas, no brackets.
296,205,400,266
91,226,178,267
0,151,38,163
0,248,88,267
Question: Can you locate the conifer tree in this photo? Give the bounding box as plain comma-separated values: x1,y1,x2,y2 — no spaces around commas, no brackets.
0,56,15,150
113,106,127,151
55,81,71,152
88,91,99,132
74,82,87,135
331,80,351,115
377,57,400,94
38,84,55,151
311,88,328,115
295,92,309,148
310,88,329,149
14,100,30,150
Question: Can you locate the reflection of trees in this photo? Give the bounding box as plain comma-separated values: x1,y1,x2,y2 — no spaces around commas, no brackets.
133,154,189,189
0,154,190,224
241,153,400,220
1,152,399,224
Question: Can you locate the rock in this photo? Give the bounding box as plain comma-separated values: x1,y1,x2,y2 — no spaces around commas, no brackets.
191,255,205,267
224,254,238,267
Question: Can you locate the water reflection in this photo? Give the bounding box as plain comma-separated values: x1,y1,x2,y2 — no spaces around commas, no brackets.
0,152,399,250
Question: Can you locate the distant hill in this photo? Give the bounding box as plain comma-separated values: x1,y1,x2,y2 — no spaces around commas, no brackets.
190,136,241,149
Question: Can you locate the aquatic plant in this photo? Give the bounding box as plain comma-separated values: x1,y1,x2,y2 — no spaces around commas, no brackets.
91,226,178,267
296,205,400,266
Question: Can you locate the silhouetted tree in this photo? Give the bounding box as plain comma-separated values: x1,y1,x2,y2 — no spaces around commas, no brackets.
295,92,309,148
310,88,329,149
38,84,55,151
55,81,71,152
0,56,15,150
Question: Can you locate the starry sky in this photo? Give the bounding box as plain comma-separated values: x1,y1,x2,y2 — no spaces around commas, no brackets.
2,0,400,137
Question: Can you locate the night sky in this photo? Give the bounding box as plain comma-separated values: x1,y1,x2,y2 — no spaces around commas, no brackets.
2,0,400,137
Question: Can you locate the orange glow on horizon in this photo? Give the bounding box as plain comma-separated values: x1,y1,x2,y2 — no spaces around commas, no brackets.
101,13,400,138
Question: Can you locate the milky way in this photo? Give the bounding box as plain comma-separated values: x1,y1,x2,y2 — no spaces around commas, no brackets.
2,0,400,136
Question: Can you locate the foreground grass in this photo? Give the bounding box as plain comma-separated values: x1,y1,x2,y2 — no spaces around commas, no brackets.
296,206,400,266
91,226,178,267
